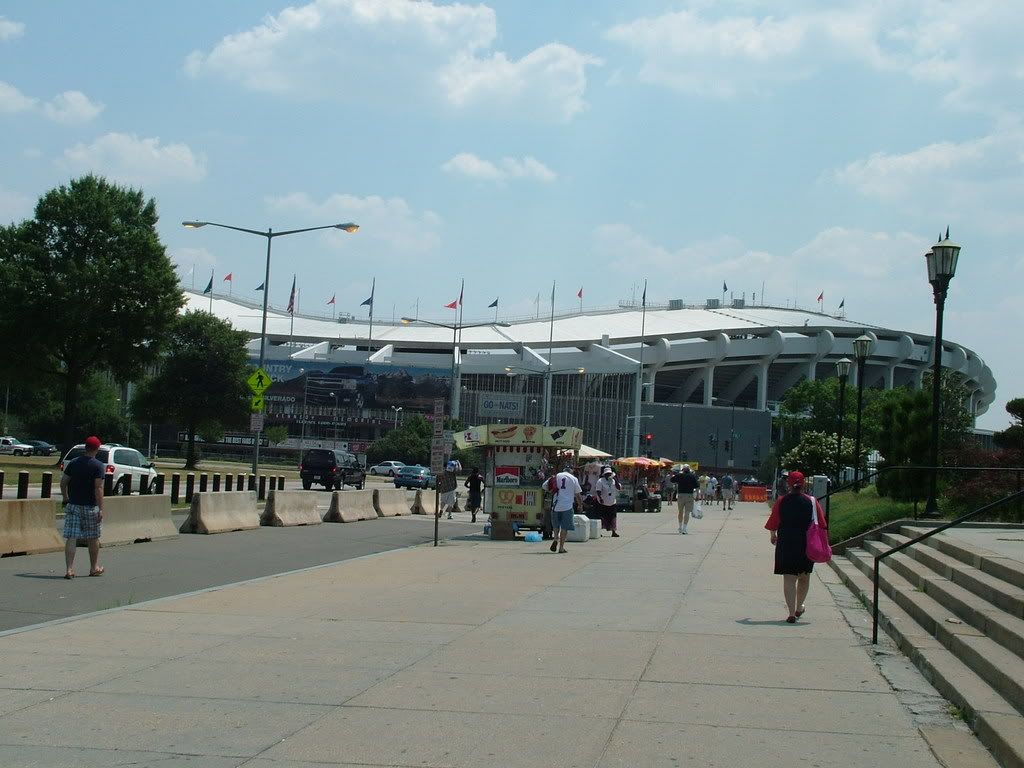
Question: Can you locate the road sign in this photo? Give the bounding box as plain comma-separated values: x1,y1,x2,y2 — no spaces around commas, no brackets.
250,394,265,413
247,368,271,395
432,398,445,437
442,429,454,445
430,434,447,474
250,413,264,432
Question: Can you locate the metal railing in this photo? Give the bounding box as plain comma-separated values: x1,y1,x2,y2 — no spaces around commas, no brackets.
871,489,1024,643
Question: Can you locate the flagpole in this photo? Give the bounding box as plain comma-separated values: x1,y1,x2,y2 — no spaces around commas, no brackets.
367,277,375,356
544,280,555,426
455,278,465,417
761,280,765,307
494,301,498,324
633,279,648,455
290,275,296,344
209,268,214,312
191,264,195,291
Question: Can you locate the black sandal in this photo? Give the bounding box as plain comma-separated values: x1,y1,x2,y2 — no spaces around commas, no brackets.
786,616,796,624
550,541,558,552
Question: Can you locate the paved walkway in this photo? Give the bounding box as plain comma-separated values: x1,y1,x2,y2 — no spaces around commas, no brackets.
0,501,970,767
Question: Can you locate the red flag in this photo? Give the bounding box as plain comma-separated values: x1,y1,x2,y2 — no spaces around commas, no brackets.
816,291,824,302
577,287,583,299
326,294,335,305
223,272,232,282
444,299,458,309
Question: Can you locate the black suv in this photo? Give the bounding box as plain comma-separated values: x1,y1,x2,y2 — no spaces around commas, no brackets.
299,449,366,491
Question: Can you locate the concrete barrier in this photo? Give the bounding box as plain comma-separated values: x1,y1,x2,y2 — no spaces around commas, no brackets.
411,489,429,515
99,496,178,546
260,490,323,527
0,499,63,556
374,488,411,517
179,491,259,534
323,489,377,523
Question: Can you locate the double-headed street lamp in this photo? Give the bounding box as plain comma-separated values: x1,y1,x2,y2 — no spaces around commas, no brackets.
391,405,403,428
183,219,358,476
505,365,585,426
851,335,872,491
924,230,961,518
835,357,853,484
400,317,511,421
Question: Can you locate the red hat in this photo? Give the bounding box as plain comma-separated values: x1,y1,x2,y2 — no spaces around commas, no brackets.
787,471,805,487
84,436,102,450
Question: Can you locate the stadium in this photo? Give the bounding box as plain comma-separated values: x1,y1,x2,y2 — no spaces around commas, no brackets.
186,290,996,472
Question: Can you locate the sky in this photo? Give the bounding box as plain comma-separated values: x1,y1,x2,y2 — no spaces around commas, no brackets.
1,0,1021,429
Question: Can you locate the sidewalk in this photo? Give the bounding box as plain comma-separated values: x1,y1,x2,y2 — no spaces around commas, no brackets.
0,501,981,767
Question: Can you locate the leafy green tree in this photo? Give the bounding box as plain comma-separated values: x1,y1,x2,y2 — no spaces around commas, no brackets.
132,311,249,469
0,175,182,450
781,430,859,477
365,415,481,469
993,397,1024,452
264,425,289,446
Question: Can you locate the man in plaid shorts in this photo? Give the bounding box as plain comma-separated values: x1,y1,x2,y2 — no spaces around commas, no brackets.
59,435,106,579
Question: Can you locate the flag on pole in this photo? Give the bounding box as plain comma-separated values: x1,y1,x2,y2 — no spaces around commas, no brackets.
286,275,296,315
577,287,583,300
255,282,264,291
722,281,728,292
642,280,647,307
838,298,845,309
223,273,232,282
816,291,824,302
488,298,498,308
444,298,458,309
458,282,464,307
360,279,375,308
202,276,213,294
327,294,336,306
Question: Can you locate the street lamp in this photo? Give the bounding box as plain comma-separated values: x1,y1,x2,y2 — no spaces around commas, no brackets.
924,229,961,517
835,357,853,484
713,397,738,468
391,405,403,428
505,365,585,426
852,335,872,491
183,219,359,476
400,317,511,421
330,391,340,444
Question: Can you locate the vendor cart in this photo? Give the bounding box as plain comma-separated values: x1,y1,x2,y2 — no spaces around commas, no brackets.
454,424,583,539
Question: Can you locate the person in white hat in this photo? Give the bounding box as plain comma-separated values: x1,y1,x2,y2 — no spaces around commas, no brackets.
594,466,622,537
671,463,699,534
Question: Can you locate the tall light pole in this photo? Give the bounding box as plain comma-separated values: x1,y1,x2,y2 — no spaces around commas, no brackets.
713,397,737,467
401,317,511,421
852,335,872,491
924,229,961,518
506,365,585,426
391,405,403,428
835,357,852,484
182,219,358,476
330,391,340,444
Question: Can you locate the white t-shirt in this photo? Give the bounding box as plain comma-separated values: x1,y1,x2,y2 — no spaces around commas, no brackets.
595,476,619,507
551,471,583,511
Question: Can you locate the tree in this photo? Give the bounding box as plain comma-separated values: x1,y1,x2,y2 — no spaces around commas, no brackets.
132,311,249,469
0,175,182,450
993,398,1024,452
781,430,859,477
264,425,289,446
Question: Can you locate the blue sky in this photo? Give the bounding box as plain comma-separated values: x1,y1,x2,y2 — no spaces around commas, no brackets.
1,1,1021,429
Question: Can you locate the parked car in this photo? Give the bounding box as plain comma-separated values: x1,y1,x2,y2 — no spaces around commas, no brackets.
300,449,366,490
59,443,157,495
369,460,405,477
394,465,435,489
24,440,57,457
0,436,36,456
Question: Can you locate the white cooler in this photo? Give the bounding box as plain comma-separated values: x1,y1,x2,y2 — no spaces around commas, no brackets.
566,514,590,542
589,517,601,540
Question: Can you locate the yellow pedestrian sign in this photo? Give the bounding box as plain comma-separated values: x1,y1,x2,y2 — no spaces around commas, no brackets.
247,368,271,395
250,394,265,413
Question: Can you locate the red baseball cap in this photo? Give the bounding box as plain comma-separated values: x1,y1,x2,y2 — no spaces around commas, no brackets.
787,470,805,487
84,436,102,450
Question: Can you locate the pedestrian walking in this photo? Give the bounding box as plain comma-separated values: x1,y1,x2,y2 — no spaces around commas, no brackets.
59,435,105,579
437,460,458,519
660,470,675,503
672,463,699,534
464,467,484,523
764,471,827,623
547,463,583,553
707,474,719,507
698,472,710,501
721,472,736,509
594,466,621,537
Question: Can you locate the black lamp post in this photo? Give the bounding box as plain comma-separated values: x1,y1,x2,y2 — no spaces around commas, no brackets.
924,229,961,517
852,335,872,491
835,357,852,484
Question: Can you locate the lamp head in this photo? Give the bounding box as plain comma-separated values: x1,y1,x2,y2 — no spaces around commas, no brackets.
400,317,414,325
335,223,359,233
182,221,207,228
853,334,872,361
926,229,960,285
835,357,853,378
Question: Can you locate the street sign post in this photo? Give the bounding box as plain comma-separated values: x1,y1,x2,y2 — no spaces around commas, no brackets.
247,368,271,396
250,394,265,413
250,413,264,432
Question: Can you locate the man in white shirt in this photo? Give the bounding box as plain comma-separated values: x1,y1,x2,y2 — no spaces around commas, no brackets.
547,464,583,553
594,466,621,537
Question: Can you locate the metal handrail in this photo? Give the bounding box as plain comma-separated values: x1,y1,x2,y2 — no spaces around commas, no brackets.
871,489,1024,643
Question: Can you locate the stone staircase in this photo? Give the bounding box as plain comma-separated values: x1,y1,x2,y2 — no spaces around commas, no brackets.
831,524,1024,768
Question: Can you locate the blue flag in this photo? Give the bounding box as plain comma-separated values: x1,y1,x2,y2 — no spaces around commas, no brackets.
722,281,728,292
255,282,264,291
202,276,213,294
488,298,498,308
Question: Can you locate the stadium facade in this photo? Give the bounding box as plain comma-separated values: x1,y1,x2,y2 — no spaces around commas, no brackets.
185,291,996,470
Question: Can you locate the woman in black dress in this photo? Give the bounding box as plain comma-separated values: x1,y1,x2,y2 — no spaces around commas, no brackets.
464,468,484,523
764,471,827,623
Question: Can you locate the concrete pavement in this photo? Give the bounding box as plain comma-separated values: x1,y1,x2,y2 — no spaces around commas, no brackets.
0,501,992,767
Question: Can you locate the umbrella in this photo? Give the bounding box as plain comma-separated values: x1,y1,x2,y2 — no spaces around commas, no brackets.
613,456,661,468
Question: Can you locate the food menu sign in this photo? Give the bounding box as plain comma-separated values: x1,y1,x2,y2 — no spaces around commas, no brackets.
454,424,583,449
492,487,543,524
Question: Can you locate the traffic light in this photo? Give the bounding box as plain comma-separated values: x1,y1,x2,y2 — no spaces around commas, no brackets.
724,440,731,452
644,433,653,444
708,433,716,447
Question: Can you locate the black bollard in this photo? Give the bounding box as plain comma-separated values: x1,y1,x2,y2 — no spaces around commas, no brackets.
185,473,195,503
278,475,286,491
247,473,256,491
16,471,29,499
258,475,267,501
104,473,113,496
171,473,181,504
139,475,150,495
121,474,133,496
212,473,221,492
41,471,53,499
224,473,233,492
199,473,208,493
0,469,4,498
154,474,165,494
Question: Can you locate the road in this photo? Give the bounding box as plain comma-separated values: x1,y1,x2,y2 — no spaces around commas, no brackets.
0,512,479,632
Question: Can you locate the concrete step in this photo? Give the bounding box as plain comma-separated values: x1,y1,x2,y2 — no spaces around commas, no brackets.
847,547,1024,717
868,537,1024,660
830,556,1024,768
901,526,1024,592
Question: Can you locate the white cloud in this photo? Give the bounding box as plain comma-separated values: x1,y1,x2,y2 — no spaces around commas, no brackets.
265,191,442,255
0,16,24,41
605,2,1024,112
185,0,596,121
832,122,1024,231
60,133,207,186
0,80,36,113
42,90,104,123
442,152,556,183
